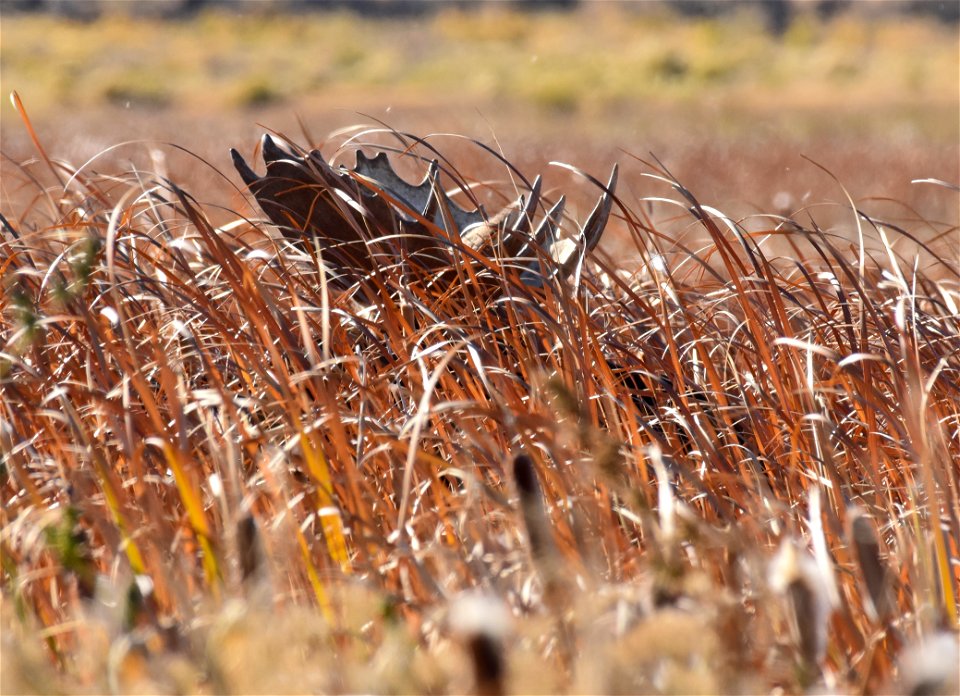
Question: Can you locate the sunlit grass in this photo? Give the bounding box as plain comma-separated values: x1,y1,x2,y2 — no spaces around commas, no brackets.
1,93,958,693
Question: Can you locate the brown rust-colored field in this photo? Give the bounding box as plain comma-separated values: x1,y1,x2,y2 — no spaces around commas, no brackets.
1,5,958,695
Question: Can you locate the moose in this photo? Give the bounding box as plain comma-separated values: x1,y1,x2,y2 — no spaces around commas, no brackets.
230,134,618,292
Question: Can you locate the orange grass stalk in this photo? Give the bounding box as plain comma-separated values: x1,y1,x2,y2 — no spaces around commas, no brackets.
2,100,958,693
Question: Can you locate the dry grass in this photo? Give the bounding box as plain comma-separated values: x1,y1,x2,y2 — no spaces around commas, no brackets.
1,95,959,694
3,5,957,230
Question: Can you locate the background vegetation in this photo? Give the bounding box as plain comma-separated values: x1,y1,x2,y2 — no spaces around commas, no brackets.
2,2,957,224
4,3,956,122
1,2,958,694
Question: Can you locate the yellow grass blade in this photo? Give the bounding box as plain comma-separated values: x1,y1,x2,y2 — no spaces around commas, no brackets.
159,441,220,590
300,432,352,573
295,523,334,624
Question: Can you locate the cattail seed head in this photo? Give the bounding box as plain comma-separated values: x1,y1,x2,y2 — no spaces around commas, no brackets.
513,453,552,563
770,540,830,681
897,631,960,696
847,507,894,622
237,512,264,584
449,592,511,696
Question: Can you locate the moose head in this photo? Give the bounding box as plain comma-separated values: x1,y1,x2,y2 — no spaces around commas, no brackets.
231,134,617,290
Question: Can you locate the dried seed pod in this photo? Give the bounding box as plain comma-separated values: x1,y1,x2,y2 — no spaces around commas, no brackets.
896,631,960,696
847,506,894,622
123,574,159,633
769,540,831,685
236,513,265,585
513,453,552,565
512,451,574,649
448,592,511,696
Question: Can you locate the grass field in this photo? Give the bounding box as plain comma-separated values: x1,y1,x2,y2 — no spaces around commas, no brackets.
1,4,959,695
2,3,958,221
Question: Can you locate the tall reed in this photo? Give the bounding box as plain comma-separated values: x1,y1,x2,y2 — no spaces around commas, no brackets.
2,102,958,694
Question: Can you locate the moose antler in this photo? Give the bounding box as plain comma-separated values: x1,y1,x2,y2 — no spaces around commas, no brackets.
230,134,617,287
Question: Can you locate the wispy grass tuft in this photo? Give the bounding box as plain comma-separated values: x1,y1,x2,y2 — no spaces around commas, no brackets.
1,99,958,694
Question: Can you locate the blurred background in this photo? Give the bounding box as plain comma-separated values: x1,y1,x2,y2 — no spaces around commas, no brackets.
2,0,958,234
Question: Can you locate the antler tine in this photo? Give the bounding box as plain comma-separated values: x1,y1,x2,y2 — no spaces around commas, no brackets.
582,164,618,253
230,148,260,188
548,164,618,283
232,136,378,260
261,133,296,164
353,151,437,224
511,175,542,236
353,150,398,184
533,195,565,249
262,134,345,190
499,175,542,259
420,160,444,228
520,195,566,288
